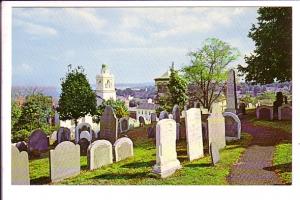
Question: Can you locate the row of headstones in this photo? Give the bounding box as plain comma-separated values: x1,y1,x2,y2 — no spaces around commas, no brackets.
152,107,241,178
11,137,134,184
147,104,241,142
256,104,292,120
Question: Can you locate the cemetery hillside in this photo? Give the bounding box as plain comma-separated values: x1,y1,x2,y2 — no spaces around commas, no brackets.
11,7,292,185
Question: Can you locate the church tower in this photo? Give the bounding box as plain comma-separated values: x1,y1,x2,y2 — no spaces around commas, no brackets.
96,64,116,106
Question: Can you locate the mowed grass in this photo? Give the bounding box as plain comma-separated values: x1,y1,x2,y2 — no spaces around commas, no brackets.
29,129,252,185
273,144,292,184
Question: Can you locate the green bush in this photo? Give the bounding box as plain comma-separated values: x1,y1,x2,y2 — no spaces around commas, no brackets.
12,129,30,143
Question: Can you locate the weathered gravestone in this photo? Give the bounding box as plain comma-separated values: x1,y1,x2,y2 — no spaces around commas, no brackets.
223,112,241,140
49,131,57,145
152,119,181,178
80,130,92,142
238,103,246,115
185,108,204,161
208,104,226,151
75,123,92,143
100,106,118,144
87,140,113,170
50,141,80,182
114,137,134,162
57,127,71,144
11,145,30,185
78,138,90,156
159,111,169,120
16,141,28,152
147,126,155,138
256,106,273,120
28,129,49,157
119,117,129,133
210,142,220,165
225,69,237,113
172,105,181,140
278,105,292,120
273,92,284,119
138,116,146,127
151,113,157,123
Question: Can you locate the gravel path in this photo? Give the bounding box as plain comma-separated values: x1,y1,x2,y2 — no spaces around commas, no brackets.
228,118,291,185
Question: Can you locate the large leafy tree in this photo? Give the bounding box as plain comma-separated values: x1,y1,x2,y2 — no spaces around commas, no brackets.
17,93,53,131
93,99,129,123
183,38,240,110
168,64,188,110
238,7,292,84
11,101,22,127
58,65,97,126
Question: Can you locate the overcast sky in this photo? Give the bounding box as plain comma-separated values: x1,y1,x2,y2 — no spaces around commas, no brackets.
12,7,258,87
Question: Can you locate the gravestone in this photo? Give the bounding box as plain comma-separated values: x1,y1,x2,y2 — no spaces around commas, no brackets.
159,111,169,120
223,112,241,140
80,130,92,142
172,105,181,140
119,117,129,133
28,129,49,156
278,105,292,120
87,140,113,170
15,141,28,152
57,127,71,144
138,116,145,127
168,114,173,119
75,123,92,143
100,106,118,144
50,141,80,182
114,137,134,162
194,102,201,108
49,131,57,145
151,113,157,123
273,92,284,119
208,106,226,151
185,108,204,161
152,119,181,178
210,142,220,165
11,145,30,185
238,103,246,115
225,69,237,113
147,126,155,138
256,106,273,120
78,138,89,156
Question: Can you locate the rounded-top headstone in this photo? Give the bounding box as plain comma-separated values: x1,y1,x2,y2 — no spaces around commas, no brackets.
159,111,169,120
28,129,49,155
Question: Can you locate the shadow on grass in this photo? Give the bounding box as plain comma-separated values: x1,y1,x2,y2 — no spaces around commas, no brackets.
30,176,50,185
185,163,212,168
263,163,292,173
91,172,149,180
121,161,155,169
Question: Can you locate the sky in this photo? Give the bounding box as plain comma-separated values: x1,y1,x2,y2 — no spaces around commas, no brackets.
12,7,259,87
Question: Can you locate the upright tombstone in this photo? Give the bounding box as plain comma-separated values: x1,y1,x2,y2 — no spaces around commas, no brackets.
256,106,273,120
87,140,113,170
159,111,169,120
208,104,226,151
273,92,284,119
114,137,134,162
138,116,145,127
75,123,92,143
119,117,129,133
223,112,241,140
80,130,92,142
238,103,246,115
78,138,90,156
172,105,181,140
152,119,181,178
100,106,118,144
57,127,71,144
278,105,292,121
11,145,30,185
147,126,155,138
50,141,80,182
150,113,158,124
225,69,237,113
28,129,49,156
15,141,28,152
185,108,204,161
49,131,57,145
210,142,220,165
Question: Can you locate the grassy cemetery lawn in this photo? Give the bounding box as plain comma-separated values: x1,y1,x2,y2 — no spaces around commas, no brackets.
29,126,252,185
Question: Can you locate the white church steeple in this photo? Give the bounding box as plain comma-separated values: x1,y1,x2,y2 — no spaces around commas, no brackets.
96,64,116,106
